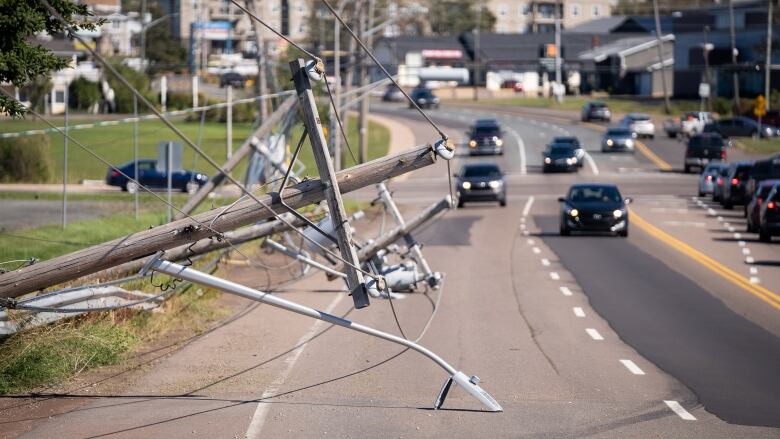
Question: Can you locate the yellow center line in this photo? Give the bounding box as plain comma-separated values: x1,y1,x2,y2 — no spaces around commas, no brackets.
630,208,780,310
634,140,673,171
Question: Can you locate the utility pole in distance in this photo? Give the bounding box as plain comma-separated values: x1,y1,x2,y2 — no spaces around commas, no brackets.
729,0,741,111
766,0,774,111
358,0,374,164
652,0,671,114
289,59,370,309
473,4,482,101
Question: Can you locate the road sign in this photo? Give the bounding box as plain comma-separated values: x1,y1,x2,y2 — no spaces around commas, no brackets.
754,95,767,117
698,83,710,98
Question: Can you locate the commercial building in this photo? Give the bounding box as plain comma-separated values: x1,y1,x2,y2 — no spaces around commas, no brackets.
485,0,615,34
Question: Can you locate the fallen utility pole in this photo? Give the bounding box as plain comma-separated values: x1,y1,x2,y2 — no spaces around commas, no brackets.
290,58,370,309
176,96,296,219
0,144,439,298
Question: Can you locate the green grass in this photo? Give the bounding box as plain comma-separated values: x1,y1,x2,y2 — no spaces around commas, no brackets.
0,115,390,184
736,138,780,155
456,96,704,117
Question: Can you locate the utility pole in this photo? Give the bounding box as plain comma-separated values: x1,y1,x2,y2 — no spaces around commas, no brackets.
704,25,713,112
140,0,147,70
652,0,671,114
729,0,741,111
246,0,268,122
554,0,563,103
358,0,374,164
473,5,482,101
226,85,233,158
333,3,343,170
290,59,370,309
133,94,139,220
341,1,362,165
766,0,774,111
62,86,68,229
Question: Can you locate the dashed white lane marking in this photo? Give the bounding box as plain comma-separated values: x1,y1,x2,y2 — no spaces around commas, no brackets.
527,238,535,245
550,272,560,280
522,195,535,217
742,248,751,255
738,240,746,247
586,328,604,340
664,400,697,421
509,128,527,175
541,258,550,266
707,209,717,215
750,277,761,284
559,286,573,296
728,226,736,232
750,267,758,275
522,230,530,236
620,359,646,375
520,223,527,230
533,247,541,254
573,307,585,317
245,293,345,438
521,217,526,223
723,222,730,227
746,256,755,263
734,232,742,239
717,216,724,221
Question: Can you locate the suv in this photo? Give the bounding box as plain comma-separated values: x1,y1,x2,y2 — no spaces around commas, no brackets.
467,119,504,155
409,88,439,109
621,113,655,138
581,101,611,122
219,72,245,88
684,133,727,173
758,183,780,241
745,154,780,202
721,161,755,209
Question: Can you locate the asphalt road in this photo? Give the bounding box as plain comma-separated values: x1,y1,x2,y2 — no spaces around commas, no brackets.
2,101,779,438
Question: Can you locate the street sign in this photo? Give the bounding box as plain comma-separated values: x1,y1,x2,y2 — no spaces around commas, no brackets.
156,141,183,173
698,83,710,98
754,95,767,117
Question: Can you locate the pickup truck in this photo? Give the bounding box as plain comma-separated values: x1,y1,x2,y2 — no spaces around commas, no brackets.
663,111,714,138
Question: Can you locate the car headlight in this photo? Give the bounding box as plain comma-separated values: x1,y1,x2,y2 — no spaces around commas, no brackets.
566,158,574,165
544,157,551,164
495,138,503,146
613,209,624,218
432,97,439,103
469,140,477,148
462,181,471,189
488,180,501,189
569,208,579,217
606,139,614,146
571,157,578,163
625,139,634,146
418,98,427,103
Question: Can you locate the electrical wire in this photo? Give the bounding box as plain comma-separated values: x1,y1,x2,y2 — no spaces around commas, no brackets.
322,73,360,166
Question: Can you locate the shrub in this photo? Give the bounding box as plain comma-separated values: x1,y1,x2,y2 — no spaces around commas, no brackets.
0,135,53,183
107,63,155,113
68,77,101,111
712,97,732,116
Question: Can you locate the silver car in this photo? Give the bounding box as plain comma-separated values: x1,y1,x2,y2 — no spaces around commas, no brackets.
621,113,656,139
601,128,636,153
698,162,729,197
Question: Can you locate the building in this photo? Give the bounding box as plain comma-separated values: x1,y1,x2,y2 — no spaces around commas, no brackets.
486,0,615,34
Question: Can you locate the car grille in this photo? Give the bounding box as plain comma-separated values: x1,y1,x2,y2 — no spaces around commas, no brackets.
580,211,615,226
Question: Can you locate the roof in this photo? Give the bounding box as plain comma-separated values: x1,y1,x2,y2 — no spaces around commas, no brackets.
567,17,630,34
31,37,80,56
567,16,673,34
578,34,674,63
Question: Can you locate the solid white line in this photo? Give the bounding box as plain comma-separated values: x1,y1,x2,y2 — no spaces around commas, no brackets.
522,195,535,217
664,400,697,421
586,328,604,340
245,293,345,438
620,359,646,375
573,307,585,317
541,258,550,266
559,286,573,296
533,247,541,254
583,152,600,175
550,272,560,280
510,129,527,175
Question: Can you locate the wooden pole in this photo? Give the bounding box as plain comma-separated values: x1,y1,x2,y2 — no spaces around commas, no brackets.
0,144,437,298
289,58,370,309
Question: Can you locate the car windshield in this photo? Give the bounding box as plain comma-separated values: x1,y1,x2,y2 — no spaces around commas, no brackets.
553,137,577,144
607,129,631,136
550,146,573,155
689,136,724,148
735,165,753,180
568,186,622,203
630,114,651,121
590,103,607,108
474,126,500,136
413,89,433,98
462,165,501,178
757,185,775,199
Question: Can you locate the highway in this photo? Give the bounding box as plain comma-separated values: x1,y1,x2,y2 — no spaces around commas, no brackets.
3,102,779,438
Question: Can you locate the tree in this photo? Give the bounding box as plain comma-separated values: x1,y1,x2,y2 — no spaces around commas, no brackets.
428,0,495,36
0,0,102,117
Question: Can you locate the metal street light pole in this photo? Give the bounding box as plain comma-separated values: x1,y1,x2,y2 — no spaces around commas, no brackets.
358,0,374,164
554,0,563,103
704,25,713,112
766,0,773,110
473,5,482,101
729,0,741,111
140,13,177,73
652,0,671,114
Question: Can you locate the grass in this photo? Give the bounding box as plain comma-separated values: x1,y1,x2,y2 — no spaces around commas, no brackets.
455,96,705,117
0,115,390,184
735,138,780,155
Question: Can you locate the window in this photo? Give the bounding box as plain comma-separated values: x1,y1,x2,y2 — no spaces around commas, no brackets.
112,19,120,29
280,0,289,35
571,3,580,17
55,90,65,103
591,5,601,16
538,3,555,18
498,3,507,15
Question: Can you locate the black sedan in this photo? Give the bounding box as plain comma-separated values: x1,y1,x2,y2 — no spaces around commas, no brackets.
455,162,506,208
467,119,504,155
106,159,208,193
551,136,584,167
219,72,245,88
704,116,779,138
543,144,580,173
409,88,439,109
559,183,630,237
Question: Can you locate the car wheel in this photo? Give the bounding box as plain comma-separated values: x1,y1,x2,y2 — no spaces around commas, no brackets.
698,190,705,197
759,226,771,242
185,181,200,194
499,198,507,207
457,199,464,208
619,229,628,237
723,199,733,210
684,165,690,174
125,181,138,194
560,224,570,236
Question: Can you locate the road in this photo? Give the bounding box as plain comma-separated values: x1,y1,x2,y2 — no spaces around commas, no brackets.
2,101,779,438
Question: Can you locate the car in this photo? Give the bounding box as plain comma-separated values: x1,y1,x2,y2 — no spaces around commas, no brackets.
601,127,635,153
455,162,506,208
745,109,780,127
663,111,714,138
758,183,780,241
467,119,504,155
684,133,727,173
746,179,780,232
720,161,754,209
558,183,630,237
581,101,611,122
713,166,730,202
703,116,779,138
620,113,656,138
219,72,245,88
409,87,439,109
745,154,780,202
699,162,729,197
543,144,580,173
106,159,208,194
381,85,405,102
551,136,584,167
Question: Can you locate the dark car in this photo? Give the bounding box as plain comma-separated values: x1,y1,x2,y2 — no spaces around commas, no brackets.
543,144,580,173
381,85,405,102
467,119,504,155
745,154,780,202
409,88,439,109
219,72,245,88
558,184,630,237
745,109,780,127
758,183,780,241
746,179,780,232
455,162,506,208
106,159,208,193
703,116,778,138
551,136,584,167
601,127,635,153
720,161,754,209
683,133,727,173
581,101,612,122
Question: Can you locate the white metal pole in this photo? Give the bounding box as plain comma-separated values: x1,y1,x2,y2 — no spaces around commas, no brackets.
554,0,563,103
62,86,68,229
334,11,342,171
729,0,741,110
160,75,167,112
133,94,139,220
167,141,172,223
192,75,199,109
226,85,233,158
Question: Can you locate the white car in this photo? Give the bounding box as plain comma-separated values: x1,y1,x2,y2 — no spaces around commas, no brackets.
621,113,656,139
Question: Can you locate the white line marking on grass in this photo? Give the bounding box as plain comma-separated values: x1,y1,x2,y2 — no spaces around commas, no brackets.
559,286,573,296
586,328,604,340
664,401,697,421
522,195,535,217
620,359,646,375
573,307,585,317
550,272,560,280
